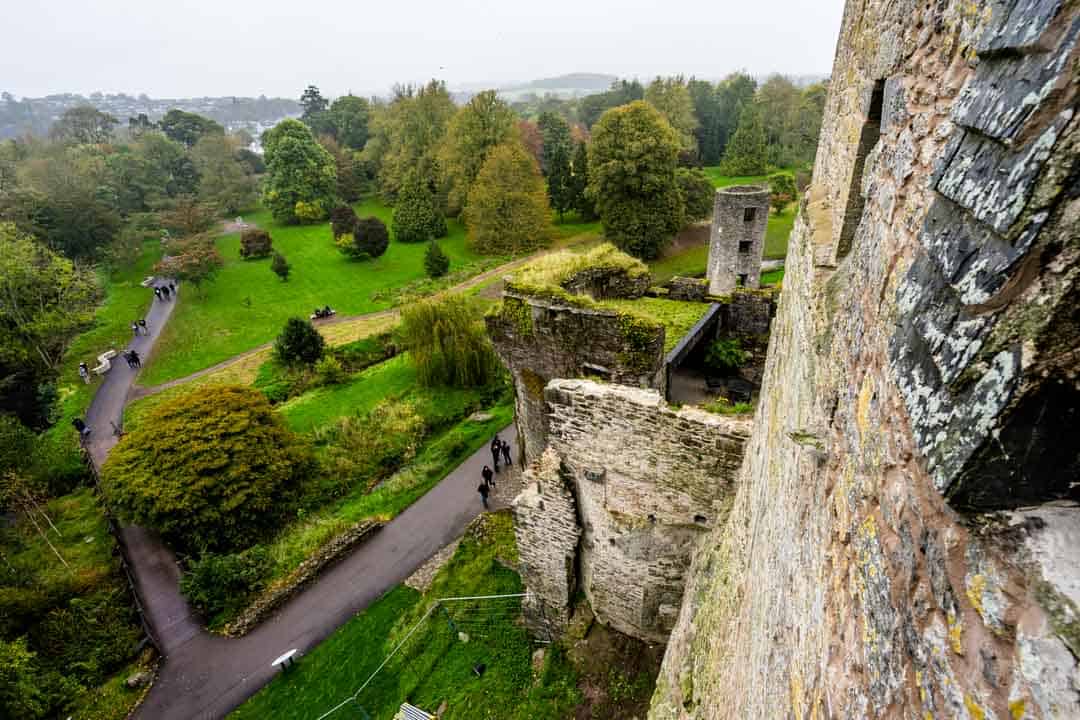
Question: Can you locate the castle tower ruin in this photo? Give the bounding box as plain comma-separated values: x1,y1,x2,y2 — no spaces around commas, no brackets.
705,185,769,295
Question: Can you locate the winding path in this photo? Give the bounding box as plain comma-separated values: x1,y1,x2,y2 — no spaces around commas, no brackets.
85,276,518,718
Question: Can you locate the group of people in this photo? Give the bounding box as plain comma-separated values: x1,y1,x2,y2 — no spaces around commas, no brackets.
478,434,515,508
131,319,149,337
153,282,176,301
123,349,142,368
312,305,335,319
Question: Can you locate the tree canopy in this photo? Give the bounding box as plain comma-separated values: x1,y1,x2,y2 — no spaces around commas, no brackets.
676,167,716,222
400,295,500,388
645,76,698,154
438,90,518,216
261,119,337,224
275,317,325,366
586,101,684,259
538,112,575,220
159,109,224,148
101,386,312,553
49,106,117,145
0,223,100,371
464,141,551,255
719,102,768,176
392,169,447,244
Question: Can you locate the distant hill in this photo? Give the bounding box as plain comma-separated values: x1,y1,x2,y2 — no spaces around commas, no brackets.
498,73,620,100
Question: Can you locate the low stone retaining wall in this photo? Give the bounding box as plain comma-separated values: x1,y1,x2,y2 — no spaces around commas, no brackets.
224,520,383,637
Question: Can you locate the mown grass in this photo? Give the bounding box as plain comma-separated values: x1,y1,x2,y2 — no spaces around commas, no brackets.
140,200,488,386
232,512,580,720
760,268,786,286
701,168,771,188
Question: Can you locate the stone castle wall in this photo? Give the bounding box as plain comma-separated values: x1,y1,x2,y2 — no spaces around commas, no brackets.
515,380,751,643
651,1,1080,718
706,185,769,294
487,293,665,463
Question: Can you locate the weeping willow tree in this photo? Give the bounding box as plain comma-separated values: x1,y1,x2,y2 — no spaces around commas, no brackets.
400,295,501,387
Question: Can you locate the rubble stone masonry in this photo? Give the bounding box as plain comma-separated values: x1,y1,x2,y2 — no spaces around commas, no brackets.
651,0,1080,718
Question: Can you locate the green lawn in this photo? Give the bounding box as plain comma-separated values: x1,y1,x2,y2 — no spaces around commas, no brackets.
701,167,772,188
232,512,580,720
140,200,488,386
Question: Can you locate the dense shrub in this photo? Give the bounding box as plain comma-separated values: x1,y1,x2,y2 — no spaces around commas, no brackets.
275,317,325,366
768,172,797,213
330,205,358,239
100,386,312,553
464,141,552,255
320,399,427,492
338,216,389,260
424,241,450,278
239,228,272,258
393,170,447,243
180,546,272,619
271,251,291,281
400,295,500,388
314,355,347,385
0,637,48,719
705,337,749,375
676,167,715,222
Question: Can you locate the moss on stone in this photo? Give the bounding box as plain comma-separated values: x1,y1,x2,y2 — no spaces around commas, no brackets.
509,243,648,297
1034,580,1080,658
521,369,547,400
500,297,534,336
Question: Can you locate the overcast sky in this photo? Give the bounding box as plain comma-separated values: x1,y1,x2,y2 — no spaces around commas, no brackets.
1,0,846,99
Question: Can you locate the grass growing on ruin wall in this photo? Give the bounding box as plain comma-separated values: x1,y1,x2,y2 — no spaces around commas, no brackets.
601,298,710,353
507,243,648,301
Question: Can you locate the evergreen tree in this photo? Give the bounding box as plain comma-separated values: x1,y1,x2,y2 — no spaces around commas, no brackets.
538,112,575,220
393,170,447,243
676,168,716,222
275,317,325,366
569,141,595,220
719,103,768,176
424,241,450,278
338,216,389,260
586,101,684,259
330,205,359,239
688,78,725,165
261,119,337,224
271,251,291,281
465,141,552,255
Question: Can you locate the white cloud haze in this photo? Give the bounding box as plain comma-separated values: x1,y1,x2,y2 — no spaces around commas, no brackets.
0,0,846,98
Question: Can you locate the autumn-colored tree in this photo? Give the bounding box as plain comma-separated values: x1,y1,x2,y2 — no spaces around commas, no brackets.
159,195,219,237
464,142,552,255
438,90,518,215
768,172,797,213
330,204,359,239
239,228,272,259
100,385,312,553
517,120,544,168
155,235,223,294
586,101,684,259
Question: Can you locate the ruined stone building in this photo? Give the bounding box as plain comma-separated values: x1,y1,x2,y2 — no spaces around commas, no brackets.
647,0,1080,717
706,185,770,294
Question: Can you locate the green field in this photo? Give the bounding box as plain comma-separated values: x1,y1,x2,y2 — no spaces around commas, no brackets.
139,201,492,386
232,512,580,720
701,167,772,188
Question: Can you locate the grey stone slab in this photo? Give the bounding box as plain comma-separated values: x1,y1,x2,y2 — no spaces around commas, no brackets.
978,0,1066,53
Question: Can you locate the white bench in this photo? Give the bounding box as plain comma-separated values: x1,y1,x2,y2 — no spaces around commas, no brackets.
271,648,299,672
92,350,118,375
140,276,156,288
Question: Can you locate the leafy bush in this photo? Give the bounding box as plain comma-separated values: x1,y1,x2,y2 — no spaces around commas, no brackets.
320,400,427,493
275,317,325,366
239,228,272,258
768,172,797,213
400,296,501,388
271,251,291,281
180,546,272,620
329,204,359,239
352,216,390,262
676,167,715,222
100,386,312,553
0,637,49,719
704,337,748,375
294,199,326,223
314,355,346,385
424,241,450,278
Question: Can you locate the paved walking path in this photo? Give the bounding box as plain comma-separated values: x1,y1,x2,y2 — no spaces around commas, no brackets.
83,276,524,718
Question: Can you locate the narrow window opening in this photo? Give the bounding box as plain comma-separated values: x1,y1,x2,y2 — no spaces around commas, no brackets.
737,273,748,287
837,79,885,259
738,240,752,254
743,207,756,223
693,515,707,524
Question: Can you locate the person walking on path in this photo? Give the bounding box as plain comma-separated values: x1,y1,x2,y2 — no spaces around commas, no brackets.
131,322,140,338
72,417,90,438
138,319,149,335
154,287,162,301
168,281,176,294
124,351,134,369
481,465,494,490
501,439,512,468
477,481,490,509
126,350,141,369
78,362,90,384
490,435,502,472
161,285,171,300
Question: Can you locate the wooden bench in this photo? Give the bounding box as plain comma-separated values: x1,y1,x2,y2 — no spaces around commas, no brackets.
92,350,118,376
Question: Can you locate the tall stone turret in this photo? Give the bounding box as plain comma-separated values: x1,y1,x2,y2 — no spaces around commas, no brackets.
705,185,769,295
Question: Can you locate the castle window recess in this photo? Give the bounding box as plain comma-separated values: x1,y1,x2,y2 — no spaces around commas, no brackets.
694,515,707,525
837,78,885,259
584,468,605,483
739,240,752,254
737,273,748,287
743,207,756,223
